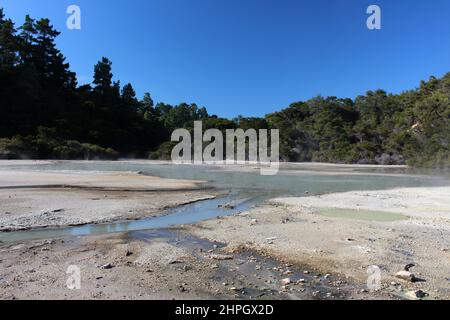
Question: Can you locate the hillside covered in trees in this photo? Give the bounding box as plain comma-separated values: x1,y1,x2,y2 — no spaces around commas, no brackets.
1,10,449,168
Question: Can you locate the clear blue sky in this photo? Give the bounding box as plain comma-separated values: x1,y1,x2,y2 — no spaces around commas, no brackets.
1,0,450,118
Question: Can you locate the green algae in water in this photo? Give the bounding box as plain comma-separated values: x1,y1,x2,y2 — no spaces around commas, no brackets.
316,208,408,221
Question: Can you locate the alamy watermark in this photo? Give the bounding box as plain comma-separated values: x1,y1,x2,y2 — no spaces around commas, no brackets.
66,5,81,30
64,4,380,31
367,5,381,30
171,121,280,175
366,265,381,291
66,265,81,290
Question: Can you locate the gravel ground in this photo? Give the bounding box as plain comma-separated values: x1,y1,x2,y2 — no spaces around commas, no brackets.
186,188,450,300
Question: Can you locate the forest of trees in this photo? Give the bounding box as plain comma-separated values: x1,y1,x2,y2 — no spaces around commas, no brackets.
1,10,449,168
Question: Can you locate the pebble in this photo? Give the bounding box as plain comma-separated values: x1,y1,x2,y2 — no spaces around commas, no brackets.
100,263,114,270
183,265,192,272
405,290,429,300
395,270,416,282
169,259,183,264
209,254,234,261
229,286,243,291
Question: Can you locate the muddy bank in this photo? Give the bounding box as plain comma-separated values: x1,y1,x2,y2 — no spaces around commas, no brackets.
0,170,217,232
186,187,450,300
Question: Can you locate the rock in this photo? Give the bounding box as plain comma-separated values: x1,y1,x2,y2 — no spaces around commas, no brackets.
125,250,133,257
405,290,429,300
179,284,187,292
303,270,310,274
229,286,243,292
100,263,114,270
266,237,278,244
395,270,416,282
281,278,292,285
404,263,415,271
183,265,192,272
250,219,258,225
296,279,306,284
209,254,234,260
169,259,183,264
218,203,235,209
210,264,219,269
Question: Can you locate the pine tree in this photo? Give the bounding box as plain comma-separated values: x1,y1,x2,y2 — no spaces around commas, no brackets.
0,8,19,69
93,57,113,94
18,15,37,63
121,83,137,106
34,18,76,90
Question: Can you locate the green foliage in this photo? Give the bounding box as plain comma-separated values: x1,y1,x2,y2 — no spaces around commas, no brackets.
0,135,119,160
266,74,450,168
148,141,178,160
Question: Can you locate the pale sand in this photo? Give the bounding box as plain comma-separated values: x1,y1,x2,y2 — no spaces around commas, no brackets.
187,187,450,299
0,170,205,190
0,170,217,231
272,187,450,221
